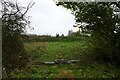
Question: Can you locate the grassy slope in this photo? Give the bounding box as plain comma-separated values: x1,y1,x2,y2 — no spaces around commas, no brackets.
24,40,89,61
11,39,120,78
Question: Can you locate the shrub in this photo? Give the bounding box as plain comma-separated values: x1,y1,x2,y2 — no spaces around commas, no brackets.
2,0,34,77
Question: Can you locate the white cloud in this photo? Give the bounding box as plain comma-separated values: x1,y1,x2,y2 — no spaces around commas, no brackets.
11,0,76,36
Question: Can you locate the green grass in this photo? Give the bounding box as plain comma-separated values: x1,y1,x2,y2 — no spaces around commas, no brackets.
24,40,89,61
11,38,120,78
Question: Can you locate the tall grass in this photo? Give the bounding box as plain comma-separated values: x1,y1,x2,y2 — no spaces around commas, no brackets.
10,37,120,78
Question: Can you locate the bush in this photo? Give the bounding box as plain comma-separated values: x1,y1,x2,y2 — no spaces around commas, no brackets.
89,33,120,66
2,0,34,77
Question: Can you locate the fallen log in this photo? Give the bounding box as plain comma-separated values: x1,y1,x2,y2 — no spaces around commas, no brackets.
41,62,56,65
40,59,80,65
69,60,80,63
55,59,69,64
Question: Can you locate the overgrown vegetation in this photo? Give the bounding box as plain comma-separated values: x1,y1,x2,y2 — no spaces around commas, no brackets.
10,38,120,78
2,0,120,78
57,2,120,66
21,34,89,42
1,0,34,77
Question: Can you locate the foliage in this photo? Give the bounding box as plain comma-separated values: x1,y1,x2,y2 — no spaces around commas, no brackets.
1,0,34,77
56,34,59,37
21,34,89,42
56,2,120,64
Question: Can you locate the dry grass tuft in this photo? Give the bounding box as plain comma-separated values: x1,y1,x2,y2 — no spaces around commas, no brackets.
57,69,75,79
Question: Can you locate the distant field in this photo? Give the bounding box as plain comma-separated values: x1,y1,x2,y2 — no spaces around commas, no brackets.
11,37,120,78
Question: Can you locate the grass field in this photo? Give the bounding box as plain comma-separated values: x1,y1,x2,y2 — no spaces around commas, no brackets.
11,38,120,78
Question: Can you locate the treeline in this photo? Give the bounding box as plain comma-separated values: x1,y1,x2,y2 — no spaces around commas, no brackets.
21,34,89,42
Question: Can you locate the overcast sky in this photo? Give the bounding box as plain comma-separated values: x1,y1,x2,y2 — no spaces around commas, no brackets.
11,0,77,36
